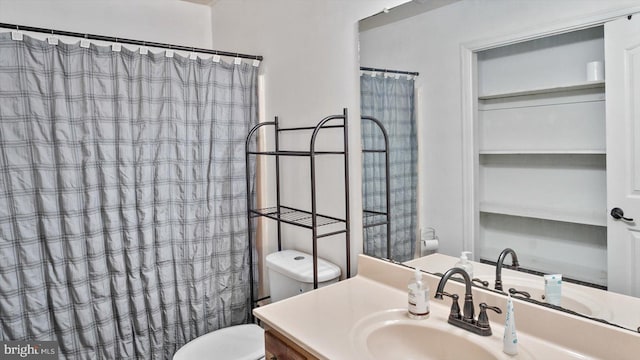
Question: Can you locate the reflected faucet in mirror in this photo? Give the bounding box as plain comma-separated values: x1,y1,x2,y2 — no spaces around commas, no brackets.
472,278,489,288
509,288,531,299
495,248,520,291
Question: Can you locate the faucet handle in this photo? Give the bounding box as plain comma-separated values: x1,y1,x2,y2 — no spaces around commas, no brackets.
477,303,502,328
441,292,461,320
508,287,531,299
472,278,489,287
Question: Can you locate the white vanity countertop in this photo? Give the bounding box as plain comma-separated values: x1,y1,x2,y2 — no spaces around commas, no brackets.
253,255,640,360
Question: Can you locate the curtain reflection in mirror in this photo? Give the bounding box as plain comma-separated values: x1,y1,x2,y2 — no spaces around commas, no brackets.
361,74,417,262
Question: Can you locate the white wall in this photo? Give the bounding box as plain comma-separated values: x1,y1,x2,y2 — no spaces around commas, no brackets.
359,0,640,258
211,0,409,281
0,0,212,48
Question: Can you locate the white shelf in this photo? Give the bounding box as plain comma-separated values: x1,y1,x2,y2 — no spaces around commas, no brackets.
478,81,605,100
478,99,605,152
479,202,606,227
479,150,605,155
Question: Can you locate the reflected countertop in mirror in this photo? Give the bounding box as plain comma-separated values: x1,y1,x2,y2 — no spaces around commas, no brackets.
405,253,640,332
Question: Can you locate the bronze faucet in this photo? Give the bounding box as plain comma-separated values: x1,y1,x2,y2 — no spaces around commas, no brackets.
495,248,520,291
435,267,501,336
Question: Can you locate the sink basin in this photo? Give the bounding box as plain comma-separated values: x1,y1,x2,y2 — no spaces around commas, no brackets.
350,309,514,360
365,321,498,360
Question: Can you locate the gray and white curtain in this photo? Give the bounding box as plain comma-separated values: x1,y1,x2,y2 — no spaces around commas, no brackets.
361,74,417,262
0,33,258,359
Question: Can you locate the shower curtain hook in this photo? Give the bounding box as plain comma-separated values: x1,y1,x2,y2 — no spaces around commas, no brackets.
165,44,174,58
80,33,90,48
139,41,148,55
11,25,23,44
47,29,58,45
212,50,221,63
252,54,260,67
112,37,122,52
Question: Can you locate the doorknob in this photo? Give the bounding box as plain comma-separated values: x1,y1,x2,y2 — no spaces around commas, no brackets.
610,207,634,222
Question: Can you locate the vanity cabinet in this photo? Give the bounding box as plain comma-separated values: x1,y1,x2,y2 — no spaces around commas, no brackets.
476,26,607,286
264,328,318,360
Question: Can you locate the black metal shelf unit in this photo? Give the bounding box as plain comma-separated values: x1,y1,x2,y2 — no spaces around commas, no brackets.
361,116,391,259
245,108,351,312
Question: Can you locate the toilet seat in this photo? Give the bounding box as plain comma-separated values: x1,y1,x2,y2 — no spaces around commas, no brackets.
172,324,265,360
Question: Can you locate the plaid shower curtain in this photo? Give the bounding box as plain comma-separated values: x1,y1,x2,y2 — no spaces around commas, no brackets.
0,32,258,359
361,74,417,262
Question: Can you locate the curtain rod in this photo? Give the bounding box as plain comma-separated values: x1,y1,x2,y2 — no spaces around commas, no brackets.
360,66,419,76
0,22,263,61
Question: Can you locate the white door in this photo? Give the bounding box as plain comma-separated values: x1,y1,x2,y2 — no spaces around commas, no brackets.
605,15,640,297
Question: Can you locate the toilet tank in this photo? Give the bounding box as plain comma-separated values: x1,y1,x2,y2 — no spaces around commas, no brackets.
266,249,341,302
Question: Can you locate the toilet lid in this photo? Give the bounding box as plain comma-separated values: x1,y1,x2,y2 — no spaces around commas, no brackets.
173,324,265,360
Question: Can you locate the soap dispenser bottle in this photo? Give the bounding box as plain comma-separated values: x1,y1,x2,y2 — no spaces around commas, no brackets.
408,267,430,319
455,251,474,278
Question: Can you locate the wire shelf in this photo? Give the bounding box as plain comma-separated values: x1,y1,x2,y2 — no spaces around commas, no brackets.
251,206,346,228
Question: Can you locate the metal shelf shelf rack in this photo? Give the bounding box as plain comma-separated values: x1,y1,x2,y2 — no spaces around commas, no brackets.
245,108,351,313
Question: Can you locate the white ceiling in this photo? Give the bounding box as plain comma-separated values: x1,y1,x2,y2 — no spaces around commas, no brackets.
181,0,214,5
359,0,461,31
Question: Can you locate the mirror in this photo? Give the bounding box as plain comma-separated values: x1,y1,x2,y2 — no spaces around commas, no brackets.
358,0,640,333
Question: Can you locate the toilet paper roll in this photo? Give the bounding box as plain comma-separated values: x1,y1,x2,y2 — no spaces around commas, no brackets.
421,239,439,251
586,61,604,82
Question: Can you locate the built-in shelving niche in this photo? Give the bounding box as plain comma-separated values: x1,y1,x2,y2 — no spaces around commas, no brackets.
476,25,607,286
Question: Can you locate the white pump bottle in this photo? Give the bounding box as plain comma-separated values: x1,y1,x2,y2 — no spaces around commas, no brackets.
408,267,430,319
455,251,474,279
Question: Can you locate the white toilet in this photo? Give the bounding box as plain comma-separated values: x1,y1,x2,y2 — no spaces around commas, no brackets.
172,324,265,360
265,249,342,302
172,249,341,360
